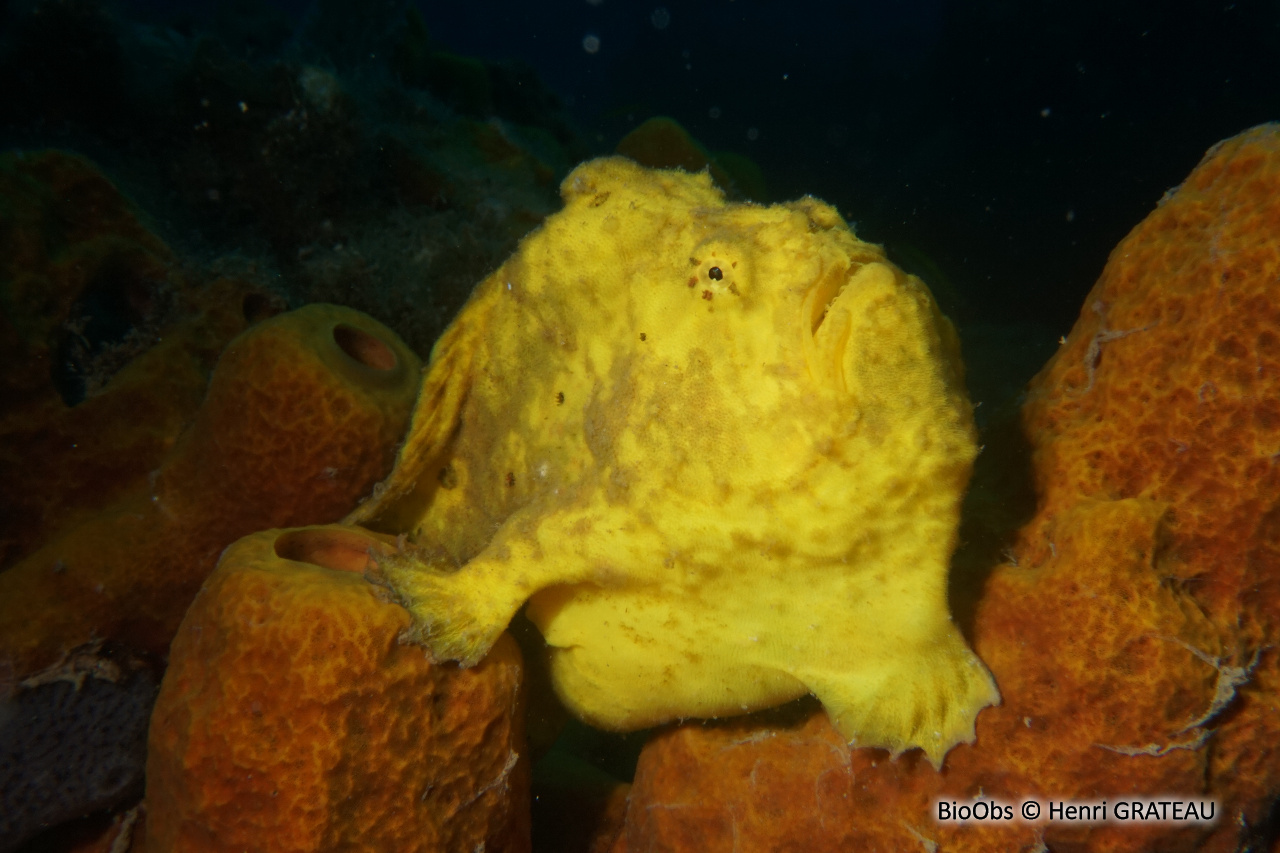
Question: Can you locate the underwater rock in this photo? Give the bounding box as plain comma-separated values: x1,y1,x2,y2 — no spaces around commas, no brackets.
0,150,271,571
392,6,580,155
351,156,997,767
0,304,421,683
145,525,529,853
0,1,579,361
393,6,494,117
614,124,1280,852
165,41,565,358
0,644,157,853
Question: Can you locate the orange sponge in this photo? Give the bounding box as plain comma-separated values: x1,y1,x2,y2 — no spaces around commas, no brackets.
0,304,421,680
145,525,529,853
614,117,750,197
614,117,768,200
1019,124,1280,636
0,150,269,569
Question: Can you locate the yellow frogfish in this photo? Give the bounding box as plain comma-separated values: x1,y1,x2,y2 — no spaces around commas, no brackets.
350,156,999,767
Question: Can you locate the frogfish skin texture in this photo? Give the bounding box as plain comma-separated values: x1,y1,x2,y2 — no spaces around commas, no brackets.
351,156,999,767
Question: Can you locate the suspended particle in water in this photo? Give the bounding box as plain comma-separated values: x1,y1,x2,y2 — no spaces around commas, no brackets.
709,106,722,119
583,34,602,54
746,127,760,141
651,7,670,29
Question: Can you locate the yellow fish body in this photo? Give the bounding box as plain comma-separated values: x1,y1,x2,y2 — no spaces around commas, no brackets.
351,157,998,767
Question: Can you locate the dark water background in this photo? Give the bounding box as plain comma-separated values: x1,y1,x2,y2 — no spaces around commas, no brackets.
8,0,1278,338
417,0,1280,332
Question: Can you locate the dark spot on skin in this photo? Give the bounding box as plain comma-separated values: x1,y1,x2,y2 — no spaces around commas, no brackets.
438,464,458,489
640,332,647,341
732,261,738,268
702,290,713,301
708,266,723,281
590,191,611,207
505,472,516,488
689,257,700,266
556,391,565,405
687,276,698,288
729,282,740,296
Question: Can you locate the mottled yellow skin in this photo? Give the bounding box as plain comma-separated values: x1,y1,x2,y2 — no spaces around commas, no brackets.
351,157,999,766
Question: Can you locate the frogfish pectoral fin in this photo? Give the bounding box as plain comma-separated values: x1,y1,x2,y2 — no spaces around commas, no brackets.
797,630,1000,769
